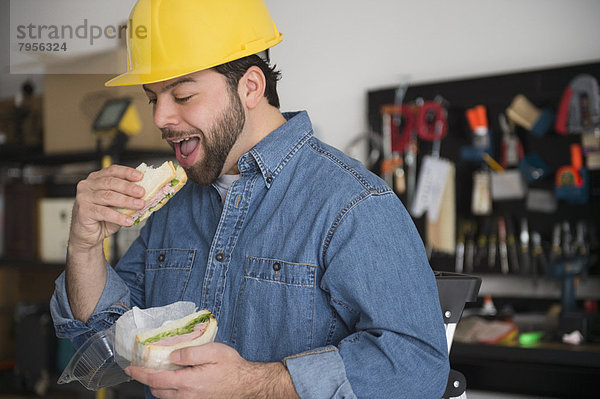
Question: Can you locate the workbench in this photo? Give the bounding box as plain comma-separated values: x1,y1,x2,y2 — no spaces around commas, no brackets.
451,341,600,398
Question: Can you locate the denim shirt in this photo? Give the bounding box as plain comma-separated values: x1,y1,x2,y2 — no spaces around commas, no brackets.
51,111,449,398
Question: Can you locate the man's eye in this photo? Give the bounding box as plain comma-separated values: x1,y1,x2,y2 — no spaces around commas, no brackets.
147,98,157,105
174,95,192,103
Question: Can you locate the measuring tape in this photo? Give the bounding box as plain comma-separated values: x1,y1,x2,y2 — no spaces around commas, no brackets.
556,166,582,187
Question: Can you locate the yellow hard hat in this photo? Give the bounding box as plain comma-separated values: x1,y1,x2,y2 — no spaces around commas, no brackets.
105,0,282,87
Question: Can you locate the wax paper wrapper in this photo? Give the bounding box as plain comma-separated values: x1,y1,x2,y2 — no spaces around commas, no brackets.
114,301,197,370
58,301,196,390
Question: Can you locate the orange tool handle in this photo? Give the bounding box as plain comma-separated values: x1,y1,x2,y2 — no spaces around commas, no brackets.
474,105,488,128
571,144,583,170
466,105,488,132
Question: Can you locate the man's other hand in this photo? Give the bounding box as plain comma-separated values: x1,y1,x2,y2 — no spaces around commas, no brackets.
125,342,299,399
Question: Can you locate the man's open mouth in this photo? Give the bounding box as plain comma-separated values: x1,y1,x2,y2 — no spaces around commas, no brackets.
172,137,200,159
170,136,201,167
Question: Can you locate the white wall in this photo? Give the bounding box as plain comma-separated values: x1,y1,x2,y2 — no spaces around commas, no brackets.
2,0,600,160
264,0,600,159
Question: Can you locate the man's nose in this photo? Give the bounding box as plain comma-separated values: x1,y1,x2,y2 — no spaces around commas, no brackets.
153,98,179,130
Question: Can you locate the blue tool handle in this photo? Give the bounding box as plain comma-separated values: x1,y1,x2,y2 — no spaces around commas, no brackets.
562,276,577,312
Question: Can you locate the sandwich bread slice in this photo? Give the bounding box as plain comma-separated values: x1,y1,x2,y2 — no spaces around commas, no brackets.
133,309,217,370
114,161,187,225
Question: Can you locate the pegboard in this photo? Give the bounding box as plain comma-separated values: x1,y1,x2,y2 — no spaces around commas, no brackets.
367,61,600,275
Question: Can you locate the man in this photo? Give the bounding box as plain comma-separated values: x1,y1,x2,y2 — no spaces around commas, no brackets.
51,0,449,397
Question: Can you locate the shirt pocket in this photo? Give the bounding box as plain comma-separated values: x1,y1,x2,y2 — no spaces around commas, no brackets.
232,256,316,362
145,249,195,307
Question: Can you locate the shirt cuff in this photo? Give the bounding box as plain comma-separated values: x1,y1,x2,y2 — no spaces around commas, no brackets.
50,262,131,348
283,346,357,399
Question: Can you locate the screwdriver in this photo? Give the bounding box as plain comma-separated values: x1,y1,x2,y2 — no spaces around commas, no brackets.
498,217,509,274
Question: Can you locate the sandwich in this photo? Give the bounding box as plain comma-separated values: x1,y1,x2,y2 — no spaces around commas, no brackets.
115,161,187,225
133,309,218,370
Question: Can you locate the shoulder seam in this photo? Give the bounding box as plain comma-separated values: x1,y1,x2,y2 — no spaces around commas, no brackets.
321,188,393,266
307,139,375,190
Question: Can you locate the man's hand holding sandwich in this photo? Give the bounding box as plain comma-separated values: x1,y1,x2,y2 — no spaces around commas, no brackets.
66,164,147,323
126,343,295,399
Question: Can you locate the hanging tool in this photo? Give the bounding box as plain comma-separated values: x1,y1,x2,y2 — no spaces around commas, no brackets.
382,94,449,199
520,218,531,276
410,148,451,221
380,82,410,193
490,167,527,201
505,216,520,273
575,221,591,279
498,113,524,169
519,153,551,184
555,74,600,134
497,217,509,274
471,168,492,215
380,110,400,189
416,98,455,255
556,144,584,186
461,105,493,163
383,97,452,222
525,188,558,213
380,103,411,194
409,97,450,216
562,221,575,259
474,217,490,269
550,223,563,263
506,94,554,137
575,221,589,258
466,105,490,149
555,143,589,204
531,232,547,286
488,218,498,271
482,153,505,172
416,99,449,144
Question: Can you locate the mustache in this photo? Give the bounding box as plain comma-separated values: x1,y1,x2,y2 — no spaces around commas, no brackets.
161,128,204,140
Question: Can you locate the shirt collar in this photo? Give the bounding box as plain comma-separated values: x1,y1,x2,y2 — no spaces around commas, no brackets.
239,111,313,188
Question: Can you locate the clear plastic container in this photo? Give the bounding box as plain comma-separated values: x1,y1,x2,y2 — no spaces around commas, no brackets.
58,301,200,390
58,325,131,391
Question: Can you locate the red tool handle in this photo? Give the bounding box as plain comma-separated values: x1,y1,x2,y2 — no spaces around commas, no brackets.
555,87,572,135
390,104,414,153
417,101,448,141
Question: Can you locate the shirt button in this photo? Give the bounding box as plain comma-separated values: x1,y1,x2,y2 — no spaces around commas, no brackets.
216,252,225,262
158,253,165,262
273,262,281,272
266,175,273,184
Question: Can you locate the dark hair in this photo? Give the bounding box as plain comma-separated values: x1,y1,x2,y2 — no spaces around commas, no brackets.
213,54,282,108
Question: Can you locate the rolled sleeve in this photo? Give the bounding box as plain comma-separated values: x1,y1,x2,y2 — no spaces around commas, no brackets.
284,346,356,399
50,262,131,348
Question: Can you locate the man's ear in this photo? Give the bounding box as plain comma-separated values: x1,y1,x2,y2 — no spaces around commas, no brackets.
239,66,266,109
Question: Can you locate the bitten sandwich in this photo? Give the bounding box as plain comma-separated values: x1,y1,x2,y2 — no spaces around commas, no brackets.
115,161,187,225
133,310,217,370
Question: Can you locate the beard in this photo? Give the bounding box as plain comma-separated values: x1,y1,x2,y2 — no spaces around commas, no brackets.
161,89,245,186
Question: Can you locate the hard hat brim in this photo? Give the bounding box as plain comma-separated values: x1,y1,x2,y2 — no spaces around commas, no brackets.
105,33,283,87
